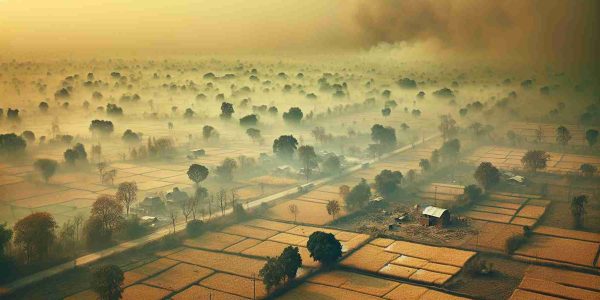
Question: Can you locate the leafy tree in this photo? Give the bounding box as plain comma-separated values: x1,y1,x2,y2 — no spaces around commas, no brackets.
474,162,500,190
440,139,460,161
183,108,195,119
326,200,341,220
90,195,124,240
345,179,371,210
405,169,417,183
580,163,597,177
585,129,598,147
220,102,234,119
273,135,298,160
430,149,440,166
381,107,391,117
322,155,341,174
556,126,572,148
116,182,137,216
121,129,140,145
13,212,57,263
215,158,237,181
306,231,342,266
246,128,262,143
21,131,35,143
239,114,258,126
89,120,114,136
282,107,303,124
34,159,58,183
259,256,284,291
374,169,403,198
202,125,217,140
438,114,458,141
187,164,209,186
298,145,318,180
460,185,483,205
371,124,396,151
64,148,79,165
39,101,49,112
521,150,550,172
278,246,302,282
0,223,12,254
0,133,27,155
419,159,431,173
91,265,124,300
570,195,588,229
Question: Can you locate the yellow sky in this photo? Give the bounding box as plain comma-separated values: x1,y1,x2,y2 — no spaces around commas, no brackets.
0,0,358,57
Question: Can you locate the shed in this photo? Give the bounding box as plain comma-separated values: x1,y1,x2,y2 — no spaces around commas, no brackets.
420,206,450,227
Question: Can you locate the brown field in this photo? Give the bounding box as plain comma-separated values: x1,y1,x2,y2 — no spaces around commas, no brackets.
143,263,214,291
340,238,475,285
466,145,600,174
509,265,600,299
514,234,599,268
463,220,523,252
280,270,468,299
171,285,246,300
167,248,266,278
460,192,548,228
199,272,267,299
121,284,171,300
183,232,246,251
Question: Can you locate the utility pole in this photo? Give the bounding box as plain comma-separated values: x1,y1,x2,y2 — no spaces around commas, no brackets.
434,186,438,207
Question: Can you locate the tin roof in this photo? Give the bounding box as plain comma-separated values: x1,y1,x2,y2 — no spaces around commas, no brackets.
422,206,448,218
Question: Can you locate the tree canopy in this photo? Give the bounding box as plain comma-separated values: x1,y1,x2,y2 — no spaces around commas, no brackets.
306,231,342,266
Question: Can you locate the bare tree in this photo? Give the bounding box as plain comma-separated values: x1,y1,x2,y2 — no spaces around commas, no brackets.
208,194,213,220
102,169,117,185
230,188,239,208
181,198,193,223
97,162,107,183
116,182,137,216
169,210,177,233
73,213,84,242
217,188,227,216
288,204,299,223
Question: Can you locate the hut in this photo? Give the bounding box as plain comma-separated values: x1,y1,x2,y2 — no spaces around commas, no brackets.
420,206,450,228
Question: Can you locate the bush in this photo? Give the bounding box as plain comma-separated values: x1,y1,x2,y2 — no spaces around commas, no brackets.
159,234,180,250
465,257,494,276
185,220,204,237
120,216,147,239
505,234,526,254
233,203,248,221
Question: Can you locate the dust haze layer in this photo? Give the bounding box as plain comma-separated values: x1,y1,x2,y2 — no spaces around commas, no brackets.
353,0,600,72
0,0,598,73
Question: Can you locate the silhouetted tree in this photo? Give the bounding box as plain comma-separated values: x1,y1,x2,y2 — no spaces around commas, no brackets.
374,169,403,198
521,150,550,172
474,162,500,190
34,159,58,183
570,195,588,229
307,231,342,266
14,212,57,263
91,265,124,300
273,135,298,160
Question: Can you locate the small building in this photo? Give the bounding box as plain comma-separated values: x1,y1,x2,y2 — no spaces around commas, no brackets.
420,206,450,228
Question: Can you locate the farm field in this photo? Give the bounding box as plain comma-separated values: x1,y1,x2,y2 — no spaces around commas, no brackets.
507,122,597,147
465,146,600,174
461,192,549,227
509,265,600,299
513,226,600,269
341,238,476,285
279,270,468,299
